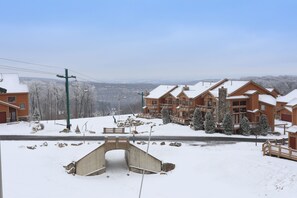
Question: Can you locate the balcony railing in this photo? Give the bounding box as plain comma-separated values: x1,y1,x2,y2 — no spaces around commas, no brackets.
196,105,214,112
170,115,190,125
147,105,158,109
160,103,173,108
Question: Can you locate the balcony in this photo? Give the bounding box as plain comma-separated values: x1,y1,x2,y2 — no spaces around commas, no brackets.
147,105,158,109
160,103,173,109
170,115,190,125
196,105,214,112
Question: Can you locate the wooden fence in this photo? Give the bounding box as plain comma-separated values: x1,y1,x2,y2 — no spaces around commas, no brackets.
262,139,297,161
103,127,125,134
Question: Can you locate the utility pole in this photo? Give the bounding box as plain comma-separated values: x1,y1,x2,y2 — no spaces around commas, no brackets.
57,69,76,130
138,92,144,112
0,142,3,198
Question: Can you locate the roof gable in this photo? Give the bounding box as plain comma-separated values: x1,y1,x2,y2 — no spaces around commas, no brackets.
146,85,177,99
229,81,272,96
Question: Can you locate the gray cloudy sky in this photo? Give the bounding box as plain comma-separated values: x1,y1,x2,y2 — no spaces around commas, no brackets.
0,0,296,82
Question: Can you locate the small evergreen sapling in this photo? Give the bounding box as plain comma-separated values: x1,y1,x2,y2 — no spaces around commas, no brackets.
193,108,204,130
204,112,215,133
259,114,269,136
223,113,233,135
240,116,251,136
161,107,170,124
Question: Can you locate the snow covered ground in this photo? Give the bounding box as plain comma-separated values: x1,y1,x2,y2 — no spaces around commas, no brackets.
0,115,296,198
1,140,297,198
0,114,289,139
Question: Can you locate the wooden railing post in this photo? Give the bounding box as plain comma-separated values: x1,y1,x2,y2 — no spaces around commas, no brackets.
278,145,281,158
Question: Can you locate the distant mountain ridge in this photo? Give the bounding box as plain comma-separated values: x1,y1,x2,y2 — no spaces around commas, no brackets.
239,75,297,95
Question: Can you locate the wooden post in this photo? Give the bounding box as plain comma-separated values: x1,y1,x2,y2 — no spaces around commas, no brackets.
269,144,271,156
284,124,286,135
278,145,281,158
289,148,292,158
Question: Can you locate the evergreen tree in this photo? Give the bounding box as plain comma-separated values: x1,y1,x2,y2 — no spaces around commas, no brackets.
223,113,233,135
240,116,251,136
259,114,269,136
161,107,170,124
193,108,204,130
204,112,215,133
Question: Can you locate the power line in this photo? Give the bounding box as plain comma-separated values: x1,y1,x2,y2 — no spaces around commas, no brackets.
0,57,62,69
0,57,102,83
0,64,57,75
69,69,103,83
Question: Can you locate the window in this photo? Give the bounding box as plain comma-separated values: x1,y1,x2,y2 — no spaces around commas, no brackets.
208,100,212,107
233,101,239,106
240,108,246,112
152,100,157,105
233,108,239,113
240,101,246,106
8,96,16,103
20,103,25,110
261,104,266,111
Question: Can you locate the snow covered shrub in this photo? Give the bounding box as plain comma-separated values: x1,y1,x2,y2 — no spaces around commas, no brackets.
193,108,204,130
240,116,251,136
161,107,170,124
223,113,233,135
204,112,215,133
259,114,269,136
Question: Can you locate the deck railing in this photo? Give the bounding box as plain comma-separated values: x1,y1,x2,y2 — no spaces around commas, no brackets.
170,116,190,125
262,140,297,161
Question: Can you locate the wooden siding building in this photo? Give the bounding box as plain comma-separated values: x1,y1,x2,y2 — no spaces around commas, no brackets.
144,79,278,132
0,74,29,123
276,89,297,122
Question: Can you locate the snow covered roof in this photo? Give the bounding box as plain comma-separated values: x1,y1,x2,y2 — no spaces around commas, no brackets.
170,85,184,98
0,74,28,93
277,89,297,103
146,85,177,99
259,94,276,106
285,106,292,112
181,80,225,99
287,125,297,133
266,88,274,92
0,100,20,109
244,90,258,95
286,98,297,107
226,95,249,100
211,80,249,96
247,109,259,113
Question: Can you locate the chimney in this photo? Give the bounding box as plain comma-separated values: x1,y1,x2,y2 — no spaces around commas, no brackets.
217,86,227,123
183,85,189,91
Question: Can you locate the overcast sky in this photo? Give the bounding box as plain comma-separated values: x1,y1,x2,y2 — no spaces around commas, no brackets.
0,0,297,82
